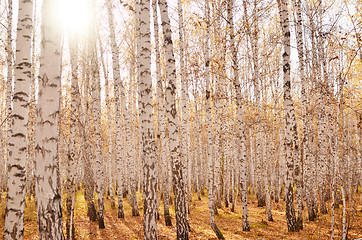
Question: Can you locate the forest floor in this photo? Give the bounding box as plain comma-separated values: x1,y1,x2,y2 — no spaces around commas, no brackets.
0,189,361,239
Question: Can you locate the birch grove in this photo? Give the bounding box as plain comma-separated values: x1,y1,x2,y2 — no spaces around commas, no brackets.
0,0,360,239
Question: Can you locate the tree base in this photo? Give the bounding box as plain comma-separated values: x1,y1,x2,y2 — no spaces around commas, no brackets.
308,214,316,221
118,208,124,218
87,202,97,222
98,216,105,229
243,224,250,231
132,210,140,217
257,198,266,207
211,222,225,239
296,218,303,230
165,214,172,226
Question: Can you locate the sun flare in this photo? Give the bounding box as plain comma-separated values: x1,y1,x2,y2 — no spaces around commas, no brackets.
56,0,92,35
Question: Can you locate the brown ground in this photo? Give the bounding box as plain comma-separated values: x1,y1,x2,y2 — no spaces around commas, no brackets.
1,189,361,239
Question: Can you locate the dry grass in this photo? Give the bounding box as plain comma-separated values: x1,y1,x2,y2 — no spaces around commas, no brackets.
0,190,361,239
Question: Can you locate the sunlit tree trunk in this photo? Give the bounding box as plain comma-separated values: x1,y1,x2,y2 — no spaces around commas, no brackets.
137,0,158,238
277,0,298,232
100,40,116,210
34,0,64,238
316,4,328,215
292,0,306,226
152,0,172,226
82,46,97,223
25,0,38,200
264,131,273,222
227,0,250,231
128,60,140,217
158,0,189,238
127,4,140,218
4,0,33,238
65,29,81,240
89,0,105,228
204,1,223,238
178,0,190,211
106,0,125,218
6,0,13,137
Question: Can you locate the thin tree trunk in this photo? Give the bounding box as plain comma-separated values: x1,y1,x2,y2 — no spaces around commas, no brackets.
106,0,124,215
90,0,105,228
152,0,172,226
292,0,307,226
65,28,81,240
158,0,189,238
6,0,13,138
227,0,250,231
81,44,97,223
277,0,298,232
204,1,224,239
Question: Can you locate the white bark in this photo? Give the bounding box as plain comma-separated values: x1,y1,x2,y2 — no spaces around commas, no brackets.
35,0,64,238
158,0,189,238
106,0,125,218
4,0,33,238
227,0,250,231
137,0,158,238
277,0,298,232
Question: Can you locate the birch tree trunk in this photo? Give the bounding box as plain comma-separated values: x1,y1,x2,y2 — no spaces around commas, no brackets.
6,0,13,136
277,0,298,232
227,0,250,231
138,1,158,238
91,37,105,229
4,0,33,238
82,47,97,223
34,0,64,238
204,1,223,238
106,0,125,218
178,0,190,212
158,0,189,238
65,30,81,240
152,0,172,226
292,0,306,226
89,0,105,228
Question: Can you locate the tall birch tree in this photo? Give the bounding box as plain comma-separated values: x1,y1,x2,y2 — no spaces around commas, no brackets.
4,0,33,238
158,0,189,238
138,0,158,238
227,0,250,231
34,0,64,238
277,0,298,232
106,0,126,219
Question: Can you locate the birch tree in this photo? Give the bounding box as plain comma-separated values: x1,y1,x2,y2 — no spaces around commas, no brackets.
158,0,189,238
203,1,224,238
106,0,126,219
276,0,298,232
137,0,158,238
4,0,33,238
65,29,81,239
34,0,64,238
152,0,172,226
90,21,106,231
227,0,250,231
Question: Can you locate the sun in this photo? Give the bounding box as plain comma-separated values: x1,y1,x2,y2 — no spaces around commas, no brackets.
56,0,92,35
